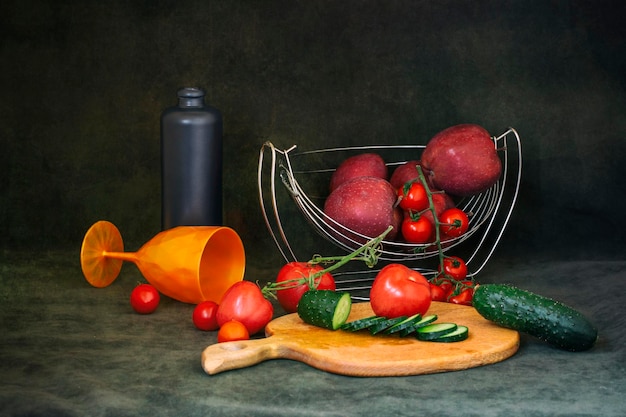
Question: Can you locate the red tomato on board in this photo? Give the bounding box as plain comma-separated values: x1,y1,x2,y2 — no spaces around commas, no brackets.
439,256,468,280
217,320,250,343
439,208,469,237
275,262,336,313
216,281,273,335
369,264,432,318
192,301,219,331
401,216,434,244
130,284,160,314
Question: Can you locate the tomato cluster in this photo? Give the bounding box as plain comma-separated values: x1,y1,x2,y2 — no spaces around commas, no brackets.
397,180,470,245
192,262,338,343
191,281,274,343
429,256,475,306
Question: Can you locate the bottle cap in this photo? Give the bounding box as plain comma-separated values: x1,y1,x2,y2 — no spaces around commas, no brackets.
177,88,205,107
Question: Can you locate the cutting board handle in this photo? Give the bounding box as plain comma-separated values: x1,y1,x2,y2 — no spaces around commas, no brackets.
201,336,285,375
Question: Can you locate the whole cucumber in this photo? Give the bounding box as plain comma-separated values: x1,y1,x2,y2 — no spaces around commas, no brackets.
473,284,598,352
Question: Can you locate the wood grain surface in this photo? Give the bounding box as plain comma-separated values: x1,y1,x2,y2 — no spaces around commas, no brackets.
201,301,519,377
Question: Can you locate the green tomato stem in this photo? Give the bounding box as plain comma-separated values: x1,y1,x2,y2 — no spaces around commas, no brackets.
261,226,393,297
415,166,445,268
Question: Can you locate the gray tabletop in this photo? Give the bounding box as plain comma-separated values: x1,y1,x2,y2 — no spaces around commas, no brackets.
1,250,623,417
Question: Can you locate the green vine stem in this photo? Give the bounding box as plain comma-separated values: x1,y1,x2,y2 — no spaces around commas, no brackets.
415,166,445,266
261,226,393,299
415,166,474,293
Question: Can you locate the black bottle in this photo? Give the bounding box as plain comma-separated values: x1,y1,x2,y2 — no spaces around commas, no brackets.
161,87,223,229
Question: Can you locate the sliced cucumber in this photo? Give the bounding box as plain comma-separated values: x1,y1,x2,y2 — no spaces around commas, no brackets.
297,290,352,330
416,323,458,341
341,316,384,331
384,314,422,335
369,316,407,335
400,314,438,336
432,325,469,343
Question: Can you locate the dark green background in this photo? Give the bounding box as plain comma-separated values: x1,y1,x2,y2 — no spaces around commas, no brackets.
2,0,625,270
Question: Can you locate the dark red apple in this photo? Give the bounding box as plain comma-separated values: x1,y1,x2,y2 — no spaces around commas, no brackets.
389,160,421,190
421,124,502,196
324,176,400,241
329,153,388,192
420,192,456,225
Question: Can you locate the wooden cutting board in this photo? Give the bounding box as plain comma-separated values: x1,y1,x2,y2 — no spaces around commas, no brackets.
201,301,519,377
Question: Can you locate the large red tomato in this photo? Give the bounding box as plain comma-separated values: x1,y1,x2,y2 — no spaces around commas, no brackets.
369,264,431,318
275,262,336,313
216,281,274,335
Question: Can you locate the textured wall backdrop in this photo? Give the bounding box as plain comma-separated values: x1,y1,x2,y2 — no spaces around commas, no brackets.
1,0,625,269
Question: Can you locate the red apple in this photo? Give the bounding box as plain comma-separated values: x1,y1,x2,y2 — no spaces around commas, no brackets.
420,192,456,225
324,176,400,241
389,160,421,190
329,153,388,192
421,124,502,196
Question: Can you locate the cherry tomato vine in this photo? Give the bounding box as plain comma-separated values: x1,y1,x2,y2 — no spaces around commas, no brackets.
413,166,476,304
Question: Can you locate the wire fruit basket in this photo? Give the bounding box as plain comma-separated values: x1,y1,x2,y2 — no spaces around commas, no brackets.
258,128,522,300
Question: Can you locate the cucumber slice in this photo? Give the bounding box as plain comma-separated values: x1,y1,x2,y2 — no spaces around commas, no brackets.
341,316,384,331
400,314,438,337
416,323,458,341
384,314,422,335
432,325,469,342
297,290,352,330
369,316,407,335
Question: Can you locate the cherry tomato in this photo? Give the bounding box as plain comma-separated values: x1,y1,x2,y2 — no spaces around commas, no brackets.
401,216,434,244
438,208,469,237
217,320,250,343
370,264,432,318
439,256,468,280
434,277,455,299
130,284,160,314
216,281,273,335
275,262,336,313
449,288,474,306
192,301,219,331
397,182,429,212
429,283,448,302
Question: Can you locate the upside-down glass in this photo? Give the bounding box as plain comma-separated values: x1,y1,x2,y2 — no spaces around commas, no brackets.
80,220,245,304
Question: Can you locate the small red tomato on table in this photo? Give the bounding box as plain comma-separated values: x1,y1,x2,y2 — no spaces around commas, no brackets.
275,262,336,313
370,264,431,318
217,320,250,343
192,301,220,331
130,284,160,314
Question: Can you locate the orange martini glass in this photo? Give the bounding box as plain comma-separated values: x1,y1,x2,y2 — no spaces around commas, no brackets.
80,220,245,304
